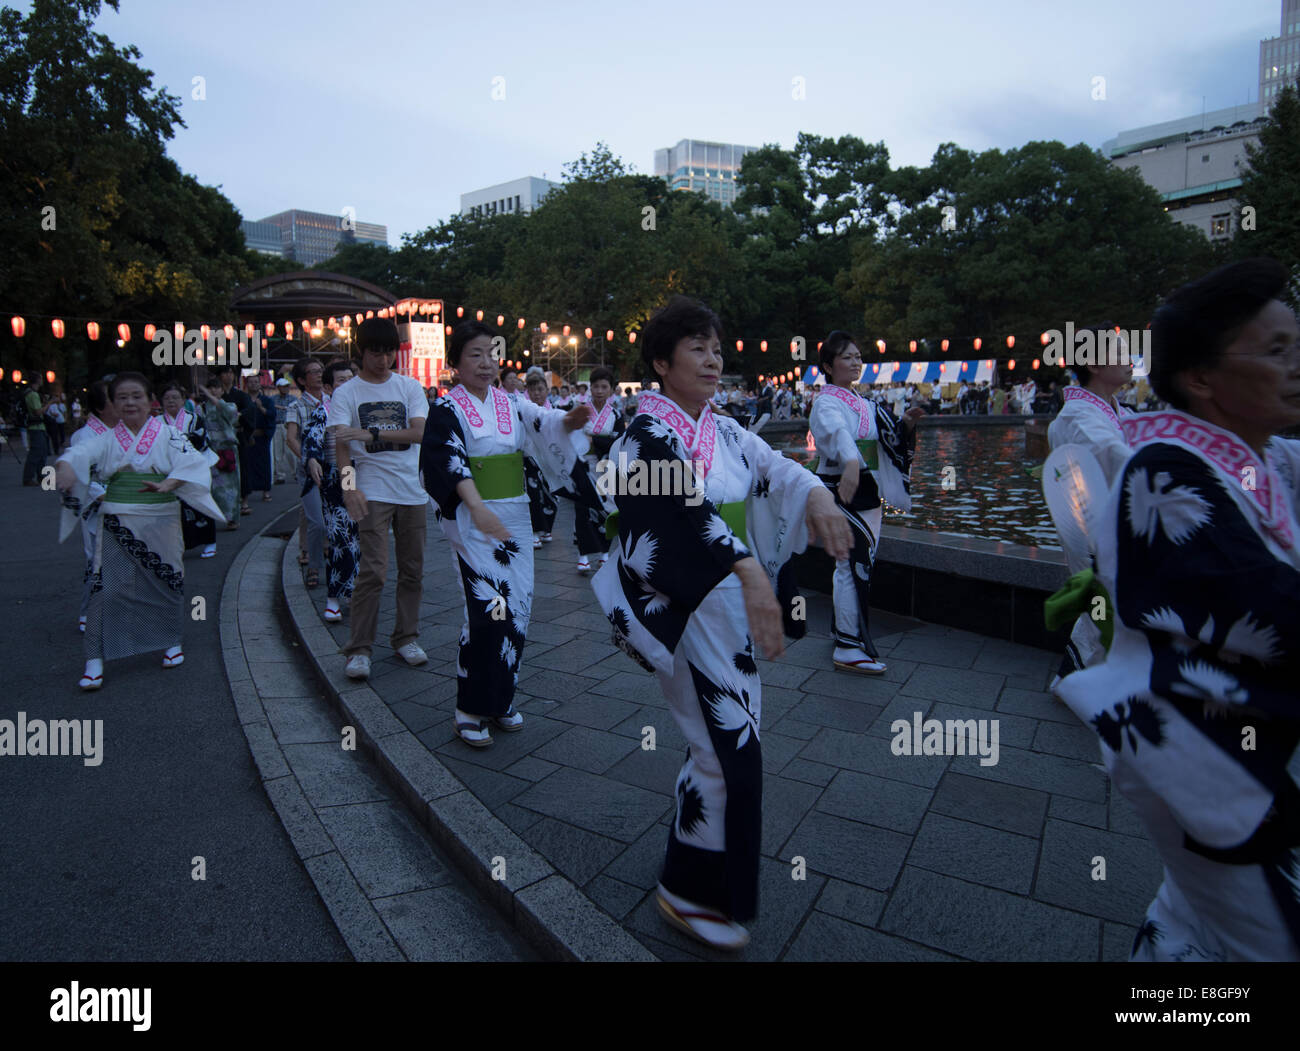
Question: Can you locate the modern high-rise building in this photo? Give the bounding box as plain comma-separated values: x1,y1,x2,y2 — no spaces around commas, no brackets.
1260,0,1300,105
254,209,389,267
1103,103,1267,241
460,177,560,220
240,220,284,257
654,139,760,207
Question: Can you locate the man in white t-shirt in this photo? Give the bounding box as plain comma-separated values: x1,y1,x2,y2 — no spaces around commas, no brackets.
328,318,429,680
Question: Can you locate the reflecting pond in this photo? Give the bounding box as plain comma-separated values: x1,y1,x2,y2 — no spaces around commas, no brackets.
774,423,1059,549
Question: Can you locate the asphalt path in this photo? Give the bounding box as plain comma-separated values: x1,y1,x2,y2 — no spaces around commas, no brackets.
0,442,349,961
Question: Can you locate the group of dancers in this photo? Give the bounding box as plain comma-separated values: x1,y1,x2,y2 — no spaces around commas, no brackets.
46,259,1300,959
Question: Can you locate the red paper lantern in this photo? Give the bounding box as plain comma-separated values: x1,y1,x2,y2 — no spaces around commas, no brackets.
285,321,294,337
939,364,946,373
224,324,235,341
961,363,968,372
794,366,801,377
1032,359,1040,370
445,325,453,336
86,322,100,341
45,370,55,383
872,364,879,373
262,338,268,349
10,370,20,383
584,328,592,340
51,319,65,339
941,339,950,351
517,318,525,329
909,340,917,353
736,340,743,352
606,330,614,342
760,340,767,352
562,325,570,337
758,374,764,383
1006,335,1015,349
366,311,374,319
314,319,323,330
1040,331,1049,346
266,323,276,336
628,333,636,344
10,316,24,338
476,310,484,322
876,340,886,353
497,315,505,327
1007,359,1016,370
118,323,130,342
973,337,982,351
540,322,548,333
144,323,156,341
456,307,464,318
328,318,338,330
174,322,185,341
245,323,255,339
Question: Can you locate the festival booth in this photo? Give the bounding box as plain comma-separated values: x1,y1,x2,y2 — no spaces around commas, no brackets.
392,298,446,390
865,360,996,385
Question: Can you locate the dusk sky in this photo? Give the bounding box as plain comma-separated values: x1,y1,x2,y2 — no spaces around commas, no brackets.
65,0,1286,242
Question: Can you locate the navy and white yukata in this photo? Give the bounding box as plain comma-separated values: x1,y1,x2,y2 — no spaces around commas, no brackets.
1057,410,1300,961
592,392,820,922
420,385,578,719
1046,385,1134,674
163,408,218,551
808,383,914,657
566,398,622,557
301,399,360,603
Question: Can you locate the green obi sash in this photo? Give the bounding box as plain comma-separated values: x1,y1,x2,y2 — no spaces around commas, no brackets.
105,470,177,505
469,452,524,501
806,438,878,474
605,499,748,545
1044,568,1114,651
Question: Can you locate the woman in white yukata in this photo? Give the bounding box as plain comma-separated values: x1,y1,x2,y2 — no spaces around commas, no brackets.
161,382,219,560
567,365,623,573
1046,324,1135,679
65,381,117,634
420,322,591,748
1057,258,1300,961
522,367,559,547
592,297,851,951
55,372,226,690
809,332,923,674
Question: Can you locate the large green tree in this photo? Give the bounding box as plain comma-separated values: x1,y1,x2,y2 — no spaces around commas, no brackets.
0,0,254,385
1236,77,1300,296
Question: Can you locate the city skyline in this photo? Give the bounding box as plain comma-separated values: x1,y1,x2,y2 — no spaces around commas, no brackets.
70,0,1291,244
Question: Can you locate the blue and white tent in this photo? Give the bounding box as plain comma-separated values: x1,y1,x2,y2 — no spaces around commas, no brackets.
865,360,996,385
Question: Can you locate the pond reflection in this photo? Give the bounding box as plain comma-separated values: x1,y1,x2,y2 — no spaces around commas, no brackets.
775,424,1058,549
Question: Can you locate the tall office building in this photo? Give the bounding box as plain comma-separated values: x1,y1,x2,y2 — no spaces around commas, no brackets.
654,139,759,207
255,209,389,267
240,220,284,257
460,177,560,220
1260,0,1300,106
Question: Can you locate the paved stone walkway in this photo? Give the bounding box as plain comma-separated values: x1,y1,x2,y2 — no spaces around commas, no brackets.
296,501,1162,961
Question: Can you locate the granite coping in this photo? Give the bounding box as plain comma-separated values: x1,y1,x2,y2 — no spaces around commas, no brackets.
274,538,655,963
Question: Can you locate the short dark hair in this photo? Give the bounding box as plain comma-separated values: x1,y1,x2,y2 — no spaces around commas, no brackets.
87,380,110,415
109,371,152,401
500,365,518,381
292,358,322,385
214,363,236,377
589,366,615,387
1070,322,1121,386
357,317,399,355
1150,258,1291,410
818,331,858,372
640,296,723,381
323,359,353,387
448,320,495,368
159,381,187,399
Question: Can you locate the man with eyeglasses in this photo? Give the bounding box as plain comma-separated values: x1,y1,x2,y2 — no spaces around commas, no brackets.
1056,257,1300,962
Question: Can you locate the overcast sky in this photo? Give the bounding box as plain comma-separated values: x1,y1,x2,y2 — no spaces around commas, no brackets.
66,0,1287,242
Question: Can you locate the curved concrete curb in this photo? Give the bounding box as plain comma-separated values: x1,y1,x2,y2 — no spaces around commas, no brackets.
275,540,656,962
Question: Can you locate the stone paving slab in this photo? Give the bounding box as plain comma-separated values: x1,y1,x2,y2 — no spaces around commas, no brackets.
279,500,1166,961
